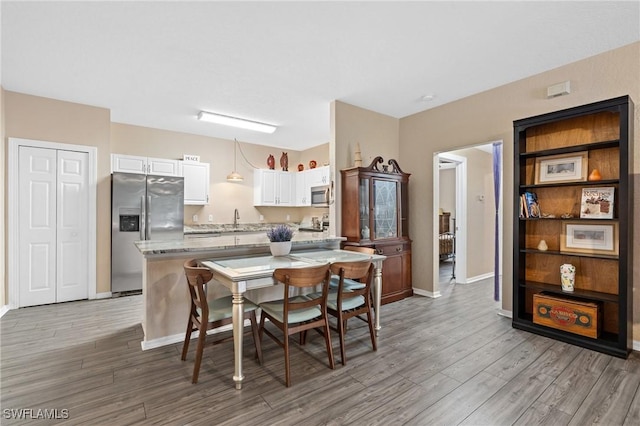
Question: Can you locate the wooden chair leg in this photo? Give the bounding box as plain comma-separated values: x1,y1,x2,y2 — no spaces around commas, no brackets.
337,312,347,365
181,319,193,361
284,332,291,387
258,312,266,346
324,317,335,370
192,329,207,384
249,311,263,365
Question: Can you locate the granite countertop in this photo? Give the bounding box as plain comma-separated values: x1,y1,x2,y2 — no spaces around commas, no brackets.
135,231,344,255
184,223,301,235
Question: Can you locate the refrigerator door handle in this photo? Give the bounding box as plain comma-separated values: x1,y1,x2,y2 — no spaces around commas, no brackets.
146,195,152,240
140,196,146,241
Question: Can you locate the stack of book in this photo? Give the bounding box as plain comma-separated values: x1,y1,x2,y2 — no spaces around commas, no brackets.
520,191,540,218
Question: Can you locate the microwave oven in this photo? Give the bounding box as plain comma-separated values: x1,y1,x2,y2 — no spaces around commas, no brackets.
310,185,330,207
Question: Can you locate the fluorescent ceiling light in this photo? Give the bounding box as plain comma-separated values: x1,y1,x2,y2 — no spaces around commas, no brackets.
197,111,276,134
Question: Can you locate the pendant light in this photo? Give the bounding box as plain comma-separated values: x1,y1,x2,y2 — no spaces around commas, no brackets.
227,139,244,182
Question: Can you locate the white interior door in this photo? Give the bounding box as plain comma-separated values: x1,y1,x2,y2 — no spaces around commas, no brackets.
19,146,57,306
57,150,89,302
18,146,89,307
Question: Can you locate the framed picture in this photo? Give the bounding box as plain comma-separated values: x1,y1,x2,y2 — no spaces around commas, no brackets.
580,187,615,219
560,221,618,255
534,151,588,184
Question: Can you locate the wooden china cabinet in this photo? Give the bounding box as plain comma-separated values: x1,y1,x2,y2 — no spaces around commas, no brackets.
341,157,412,304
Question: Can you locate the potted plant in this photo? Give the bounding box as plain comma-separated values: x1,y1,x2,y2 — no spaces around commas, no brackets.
266,224,294,256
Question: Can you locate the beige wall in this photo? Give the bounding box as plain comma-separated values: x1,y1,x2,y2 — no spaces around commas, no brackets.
439,167,455,216
4,90,112,294
399,42,640,340
332,101,400,235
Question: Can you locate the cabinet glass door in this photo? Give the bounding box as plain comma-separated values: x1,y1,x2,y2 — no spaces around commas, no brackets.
359,178,370,240
373,179,397,239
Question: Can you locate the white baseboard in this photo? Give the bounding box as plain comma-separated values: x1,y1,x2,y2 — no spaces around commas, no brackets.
141,320,251,351
0,305,10,319
633,340,640,352
464,272,495,284
413,288,441,298
497,309,512,319
95,292,112,299
141,332,186,351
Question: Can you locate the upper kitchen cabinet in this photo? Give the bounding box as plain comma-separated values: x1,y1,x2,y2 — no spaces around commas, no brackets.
254,169,294,206
111,154,181,177
307,165,330,187
179,161,210,205
295,171,310,206
293,165,330,207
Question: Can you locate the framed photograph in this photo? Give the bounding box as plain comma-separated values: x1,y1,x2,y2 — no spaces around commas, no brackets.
560,221,618,255
534,151,588,184
580,187,615,219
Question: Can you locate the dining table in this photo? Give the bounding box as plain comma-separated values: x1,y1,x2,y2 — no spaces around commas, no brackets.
200,248,386,390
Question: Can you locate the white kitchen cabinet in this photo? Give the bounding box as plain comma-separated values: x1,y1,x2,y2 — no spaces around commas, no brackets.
111,154,181,176
180,161,210,205
307,165,330,187
295,172,310,206
254,169,294,206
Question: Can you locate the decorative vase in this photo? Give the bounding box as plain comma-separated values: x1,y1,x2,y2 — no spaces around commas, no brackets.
309,160,317,169
560,263,576,292
270,241,292,256
267,154,275,170
280,152,289,171
537,239,548,251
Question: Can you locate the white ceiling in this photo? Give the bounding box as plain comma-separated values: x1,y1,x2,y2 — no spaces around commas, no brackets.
2,1,639,150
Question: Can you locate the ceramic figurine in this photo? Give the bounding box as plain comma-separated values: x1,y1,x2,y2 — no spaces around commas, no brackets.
280,152,288,171
588,169,602,181
267,154,275,170
537,239,548,251
354,142,362,167
309,160,317,169
297,163,304,171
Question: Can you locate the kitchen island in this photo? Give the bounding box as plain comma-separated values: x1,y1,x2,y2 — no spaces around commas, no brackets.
135,232,345,350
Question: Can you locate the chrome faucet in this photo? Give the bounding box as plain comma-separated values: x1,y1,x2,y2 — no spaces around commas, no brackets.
234,208,240,228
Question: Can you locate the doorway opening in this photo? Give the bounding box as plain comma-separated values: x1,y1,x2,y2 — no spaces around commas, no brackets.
433,141,503,300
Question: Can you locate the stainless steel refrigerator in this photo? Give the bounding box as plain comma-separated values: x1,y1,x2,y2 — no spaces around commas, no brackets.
111,172,184,293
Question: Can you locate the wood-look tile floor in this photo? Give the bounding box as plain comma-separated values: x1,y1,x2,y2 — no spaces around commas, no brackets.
1,278,639,425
